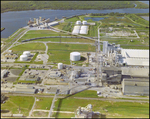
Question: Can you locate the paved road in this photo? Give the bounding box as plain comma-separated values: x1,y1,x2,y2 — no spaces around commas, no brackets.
2,28,29,55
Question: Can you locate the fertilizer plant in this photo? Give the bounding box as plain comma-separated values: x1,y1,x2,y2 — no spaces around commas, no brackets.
1,11,149,118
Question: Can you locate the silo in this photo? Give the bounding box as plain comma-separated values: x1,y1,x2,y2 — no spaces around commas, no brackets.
23,51,30,56
76,21,81,25
103,41,108,55
20,55,28,61
82,21,87,25
58,63,63,69
70,52,81,61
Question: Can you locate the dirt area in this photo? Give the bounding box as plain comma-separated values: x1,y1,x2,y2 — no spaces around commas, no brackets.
4,77,18,82
32,111,48,117
10,69,22,75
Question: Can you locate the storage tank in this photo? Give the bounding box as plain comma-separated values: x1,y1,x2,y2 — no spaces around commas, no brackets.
58,63,63,69
76,21,81,25
23,51,30,56
70,52,81,61
20,55,28,61
82,21,87,25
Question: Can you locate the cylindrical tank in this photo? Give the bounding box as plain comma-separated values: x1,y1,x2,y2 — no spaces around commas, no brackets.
58,63,63,69
76,21,81,25
82,21,87,25
20,55,28,61
23,51,30,56
70,52,81,61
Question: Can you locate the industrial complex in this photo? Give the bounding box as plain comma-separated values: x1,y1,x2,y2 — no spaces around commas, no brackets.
1,12,149,118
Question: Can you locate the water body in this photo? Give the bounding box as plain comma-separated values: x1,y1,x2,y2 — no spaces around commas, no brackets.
84,17,108,21
1,7,149,38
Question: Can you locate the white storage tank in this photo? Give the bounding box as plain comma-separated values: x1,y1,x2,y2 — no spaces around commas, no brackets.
20,55,28,61
58,63,63,69
82,21,87,25
23,51,30,56
70,52,81,61
76,21,81,25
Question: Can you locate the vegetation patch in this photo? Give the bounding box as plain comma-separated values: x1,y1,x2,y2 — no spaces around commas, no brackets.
34,97,53,110
54,98,149,118
1,96,34,116
10,43,46,53
32,111,48,117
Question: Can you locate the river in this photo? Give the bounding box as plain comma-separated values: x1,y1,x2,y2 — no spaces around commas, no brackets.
1,3,149,38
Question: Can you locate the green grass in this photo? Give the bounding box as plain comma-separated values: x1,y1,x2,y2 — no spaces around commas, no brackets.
18,30,74,42
47,43,95,64
54,98,149,118
34,97,53,110
1,27,5,31
125,14,149,26
68,90,99,98
10,43,46,53
1,96,34,116
65,16,80,22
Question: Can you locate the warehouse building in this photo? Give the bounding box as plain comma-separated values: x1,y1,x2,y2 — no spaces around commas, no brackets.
72,26,81,35
79,26,88,34
122,78,149,96
120,49,149,66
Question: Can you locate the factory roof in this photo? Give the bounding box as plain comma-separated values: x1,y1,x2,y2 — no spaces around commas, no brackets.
121,67,149,77
72,26,81,34
121,49,149,58
79,26,88,34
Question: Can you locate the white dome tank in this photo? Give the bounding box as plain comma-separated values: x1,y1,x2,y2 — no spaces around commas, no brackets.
58,63,63,69
23,51,30,56
76,21,81,25
82,21,87,25
20,55,28,61
70,52,81,61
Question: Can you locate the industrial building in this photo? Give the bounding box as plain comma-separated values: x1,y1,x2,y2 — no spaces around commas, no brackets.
120,49,149,66
79,26,88,34
48,21,59,26
72,26,81,35
122,78,149,96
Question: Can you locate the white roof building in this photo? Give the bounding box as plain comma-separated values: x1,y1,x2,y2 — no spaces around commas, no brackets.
76,21,81,25
72,26,81,35
121,49,149,66
79,26,88,34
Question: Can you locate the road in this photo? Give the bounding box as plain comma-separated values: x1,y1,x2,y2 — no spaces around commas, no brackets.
2,28,30,55
29,97,36,117
4,93,149,103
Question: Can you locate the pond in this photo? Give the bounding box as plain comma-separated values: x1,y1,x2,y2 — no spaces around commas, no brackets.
84,17,108,21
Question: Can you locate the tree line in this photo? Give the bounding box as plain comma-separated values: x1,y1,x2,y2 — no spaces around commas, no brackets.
1,1,148,13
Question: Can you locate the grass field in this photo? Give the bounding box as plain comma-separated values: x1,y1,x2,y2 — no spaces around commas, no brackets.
10,43,46,53
47,43,95,64
1,96,34,116
34,97,53,110
68,90,99,98
18,30,74,42
54,98,149,118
